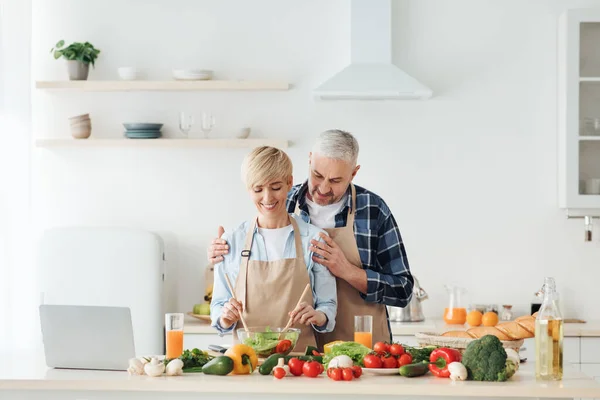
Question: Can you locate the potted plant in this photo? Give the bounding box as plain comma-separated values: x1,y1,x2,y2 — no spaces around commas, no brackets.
50,40,101,81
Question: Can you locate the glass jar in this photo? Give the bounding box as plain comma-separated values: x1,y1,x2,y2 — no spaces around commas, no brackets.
500,305,513,321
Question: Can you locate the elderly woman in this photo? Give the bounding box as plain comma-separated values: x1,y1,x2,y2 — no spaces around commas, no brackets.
210,146,337,350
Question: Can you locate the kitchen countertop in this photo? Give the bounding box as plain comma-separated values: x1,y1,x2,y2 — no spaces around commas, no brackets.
184,315,600,337
0,353,599,399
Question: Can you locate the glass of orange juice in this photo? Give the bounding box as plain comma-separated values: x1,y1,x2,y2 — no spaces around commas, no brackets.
354,315,373,349
165,313,184,360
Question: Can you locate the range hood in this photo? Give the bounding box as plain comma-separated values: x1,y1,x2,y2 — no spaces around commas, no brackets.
313,0,432,101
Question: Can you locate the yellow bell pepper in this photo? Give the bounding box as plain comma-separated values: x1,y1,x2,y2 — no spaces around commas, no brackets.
224,344,258,375
323,340,345,354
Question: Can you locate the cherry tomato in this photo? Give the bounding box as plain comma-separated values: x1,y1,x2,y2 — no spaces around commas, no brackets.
275,339,292,354
327,368,343,381
302,361,322,378
342,368,354,381
363,354,383,368
351,365,363,378
389,343,405,357
398,353,413,367
288,358,305,376
273,367,286,379
318,363,325,374
381,354,397,369
373,341,389,355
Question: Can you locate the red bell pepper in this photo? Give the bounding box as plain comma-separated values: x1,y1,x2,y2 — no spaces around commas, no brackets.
429,348,462,378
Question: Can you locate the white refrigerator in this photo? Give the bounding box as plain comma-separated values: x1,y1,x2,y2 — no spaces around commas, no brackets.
37,226,167,357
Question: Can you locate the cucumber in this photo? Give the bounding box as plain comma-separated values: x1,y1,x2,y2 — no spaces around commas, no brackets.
259,354,286,375
304,346,320,356
399,362,430,377
201,356,234,376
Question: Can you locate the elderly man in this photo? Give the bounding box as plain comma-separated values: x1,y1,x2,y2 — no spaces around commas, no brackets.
208,129,414,348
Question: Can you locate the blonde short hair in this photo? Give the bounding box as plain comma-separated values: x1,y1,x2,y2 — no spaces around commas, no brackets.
241,146,293,189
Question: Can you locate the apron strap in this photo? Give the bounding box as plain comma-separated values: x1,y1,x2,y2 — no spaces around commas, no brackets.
346,183,357,227
288,216,303,259
238,218,257,311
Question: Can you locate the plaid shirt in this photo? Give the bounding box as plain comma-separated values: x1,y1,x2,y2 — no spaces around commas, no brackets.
287,181,414,307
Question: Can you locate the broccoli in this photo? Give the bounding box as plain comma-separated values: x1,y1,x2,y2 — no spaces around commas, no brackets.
462,335,509,381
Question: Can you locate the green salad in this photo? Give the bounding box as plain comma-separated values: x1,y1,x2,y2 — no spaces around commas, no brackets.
243,328,298,357
323,341,371,368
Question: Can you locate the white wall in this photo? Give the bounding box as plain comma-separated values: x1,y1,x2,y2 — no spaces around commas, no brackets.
30,0,600,325
1,0,34,351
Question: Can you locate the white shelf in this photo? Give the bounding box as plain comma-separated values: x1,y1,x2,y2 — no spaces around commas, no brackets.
35,138,290,149
580,77,600,82
579,136,600,141
35,80,291,91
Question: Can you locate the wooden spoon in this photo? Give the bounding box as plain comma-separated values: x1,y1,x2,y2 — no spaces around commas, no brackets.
224,273,249,332
279,283,311,339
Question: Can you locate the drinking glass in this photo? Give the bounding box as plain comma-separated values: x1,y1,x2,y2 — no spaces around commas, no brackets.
179,112,194,137
354,315,373,349
200,112,215,138
165,313,184,359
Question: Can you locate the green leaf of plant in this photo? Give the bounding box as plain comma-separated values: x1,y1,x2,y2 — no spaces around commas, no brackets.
55,40,64,48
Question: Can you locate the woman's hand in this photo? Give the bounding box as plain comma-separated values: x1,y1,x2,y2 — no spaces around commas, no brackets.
207,226,229,264
219,298,244,329
288,302,327,327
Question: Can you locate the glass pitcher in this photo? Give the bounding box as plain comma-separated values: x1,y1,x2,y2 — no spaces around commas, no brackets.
444,285,467,325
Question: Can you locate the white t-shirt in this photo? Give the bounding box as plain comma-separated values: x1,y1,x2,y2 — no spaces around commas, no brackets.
257,225,294,261
305,194,347,229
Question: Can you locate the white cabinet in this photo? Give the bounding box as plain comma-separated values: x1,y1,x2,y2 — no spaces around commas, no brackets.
558,9,600,216
520,337,580,365
580,338,600,363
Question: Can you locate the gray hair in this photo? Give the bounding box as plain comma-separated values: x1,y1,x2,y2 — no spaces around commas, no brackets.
312,129,359,166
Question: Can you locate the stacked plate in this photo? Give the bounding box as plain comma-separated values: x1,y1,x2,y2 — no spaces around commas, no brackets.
172,69,213,81
123,123,163,139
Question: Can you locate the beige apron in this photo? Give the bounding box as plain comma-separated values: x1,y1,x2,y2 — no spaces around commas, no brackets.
296,184,390,350
232,216,317,351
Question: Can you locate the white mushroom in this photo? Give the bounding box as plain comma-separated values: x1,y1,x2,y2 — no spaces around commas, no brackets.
448,362,468,381
144,357,166,377
127,358,145,376
165,359,184,376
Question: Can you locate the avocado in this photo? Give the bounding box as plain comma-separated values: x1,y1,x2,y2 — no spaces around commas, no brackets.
202,356,234,375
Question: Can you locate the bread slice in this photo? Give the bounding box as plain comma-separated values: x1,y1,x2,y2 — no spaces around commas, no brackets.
466,326,511,341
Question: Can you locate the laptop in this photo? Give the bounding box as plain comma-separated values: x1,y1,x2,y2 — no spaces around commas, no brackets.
39,304,136,371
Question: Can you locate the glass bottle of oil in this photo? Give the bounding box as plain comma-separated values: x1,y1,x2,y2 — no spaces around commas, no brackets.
535,277,563,381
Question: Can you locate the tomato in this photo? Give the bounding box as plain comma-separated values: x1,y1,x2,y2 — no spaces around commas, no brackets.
351,365,362,378
381,354,397,369
318,363,325,374
273,367,286,379
373,341,389,355
342,368,354,381
327,368,343,381
389,343,404,357
288,358,305,376
302,361,322,378
363,354,383,368
275,339,292,354
398,353,413,367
